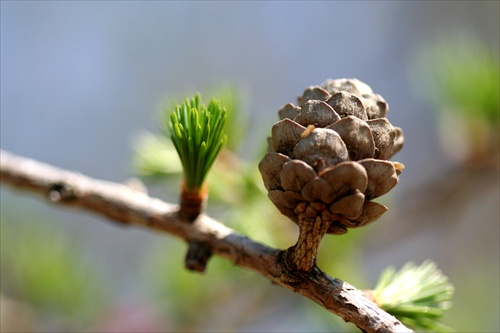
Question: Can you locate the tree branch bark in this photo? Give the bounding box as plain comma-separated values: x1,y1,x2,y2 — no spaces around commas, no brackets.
0,150,412,333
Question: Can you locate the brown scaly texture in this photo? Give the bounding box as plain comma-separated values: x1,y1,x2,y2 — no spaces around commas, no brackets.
259,78,404,274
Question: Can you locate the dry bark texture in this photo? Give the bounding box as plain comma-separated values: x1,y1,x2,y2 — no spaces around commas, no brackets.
0,150,413,333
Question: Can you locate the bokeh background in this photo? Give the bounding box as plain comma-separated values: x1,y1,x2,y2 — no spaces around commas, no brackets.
1,1,498,332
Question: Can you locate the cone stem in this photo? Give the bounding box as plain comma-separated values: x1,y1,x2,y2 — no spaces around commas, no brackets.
286,202,331,274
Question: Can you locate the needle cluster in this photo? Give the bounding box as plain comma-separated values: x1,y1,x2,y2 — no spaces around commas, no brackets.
373,260,455,332
167,93,227,190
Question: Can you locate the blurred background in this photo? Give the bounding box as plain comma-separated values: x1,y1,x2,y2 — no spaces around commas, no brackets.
1,1,498,332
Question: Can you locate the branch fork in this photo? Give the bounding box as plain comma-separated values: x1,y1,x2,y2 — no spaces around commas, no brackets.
167,94,228,273
178,183,213,272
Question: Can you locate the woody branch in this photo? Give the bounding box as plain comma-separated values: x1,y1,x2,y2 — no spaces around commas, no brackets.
0,149,412,333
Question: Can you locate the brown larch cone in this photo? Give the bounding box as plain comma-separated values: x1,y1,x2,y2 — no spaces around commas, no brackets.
259,78,405,276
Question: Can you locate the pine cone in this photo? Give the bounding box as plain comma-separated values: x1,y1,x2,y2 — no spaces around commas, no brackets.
259,78,404,236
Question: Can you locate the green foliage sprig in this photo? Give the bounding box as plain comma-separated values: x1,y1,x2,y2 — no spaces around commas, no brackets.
167,93,227,190
373,260,455,332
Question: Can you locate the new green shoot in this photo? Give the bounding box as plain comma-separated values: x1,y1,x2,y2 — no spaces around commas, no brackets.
167,93,227,190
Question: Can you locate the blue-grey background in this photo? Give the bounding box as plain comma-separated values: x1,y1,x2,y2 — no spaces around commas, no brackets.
1,1,499,332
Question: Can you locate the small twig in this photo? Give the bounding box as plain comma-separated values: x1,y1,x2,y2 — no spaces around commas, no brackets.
178,184,212,272
0,150,413,333
184,240,213,272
